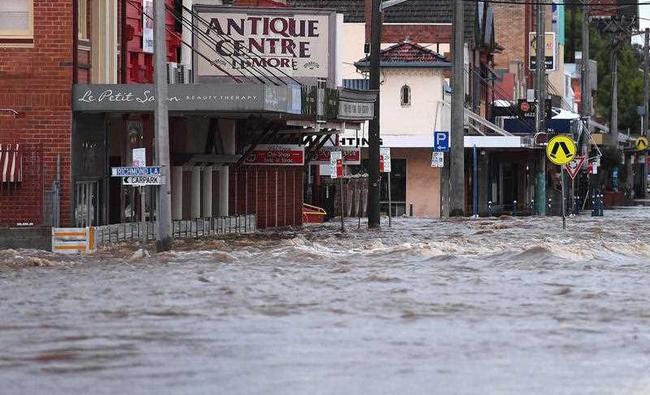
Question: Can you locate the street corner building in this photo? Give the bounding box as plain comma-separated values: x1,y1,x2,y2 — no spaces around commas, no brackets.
0,0,376,248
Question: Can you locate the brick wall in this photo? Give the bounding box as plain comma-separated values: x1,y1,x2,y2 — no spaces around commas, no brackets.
0,0,73,227
493,3,526,70
230,166,304,229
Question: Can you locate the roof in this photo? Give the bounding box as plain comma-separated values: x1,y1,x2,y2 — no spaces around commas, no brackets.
355,40,451,69
287,0,476,46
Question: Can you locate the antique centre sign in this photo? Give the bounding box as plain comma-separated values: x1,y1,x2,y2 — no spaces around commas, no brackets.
194,6,335,80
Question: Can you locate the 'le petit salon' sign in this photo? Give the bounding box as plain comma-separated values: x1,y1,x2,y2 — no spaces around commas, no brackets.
72,83,301,114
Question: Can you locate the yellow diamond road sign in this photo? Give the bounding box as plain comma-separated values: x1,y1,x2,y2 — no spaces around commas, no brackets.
546,135,577,166
635,136,648,151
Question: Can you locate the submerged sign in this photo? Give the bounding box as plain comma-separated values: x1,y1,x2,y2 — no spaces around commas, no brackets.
195,6,334,79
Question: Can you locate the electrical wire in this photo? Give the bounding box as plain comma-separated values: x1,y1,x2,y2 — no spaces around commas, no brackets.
126,0,252,83
179,3,304,86
170,4,291,85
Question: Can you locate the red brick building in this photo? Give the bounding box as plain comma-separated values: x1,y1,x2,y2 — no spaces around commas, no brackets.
1,0,374,238
0,0,73,227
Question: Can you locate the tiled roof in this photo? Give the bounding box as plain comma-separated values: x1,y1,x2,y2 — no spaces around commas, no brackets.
355,40,451,68
287,0,365,22
288,0,476,45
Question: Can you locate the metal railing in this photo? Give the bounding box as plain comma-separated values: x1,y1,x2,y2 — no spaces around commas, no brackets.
93,214,256,247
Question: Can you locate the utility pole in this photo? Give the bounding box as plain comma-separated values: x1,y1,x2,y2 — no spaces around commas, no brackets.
581,5,590,123
367,0,381,228
643,28,649,197
154,0,172,251
641,28,650,136
449,0,465,216
609,41,618,146
535,2,546,216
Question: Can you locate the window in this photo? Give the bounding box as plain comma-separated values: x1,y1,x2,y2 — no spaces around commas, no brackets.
78,0,88,40
0,1,33,46
400,85,411,106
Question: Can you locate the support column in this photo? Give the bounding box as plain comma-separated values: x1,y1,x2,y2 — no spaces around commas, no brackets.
219,167,229,216
171,166,183,220
191,167,201,219
202,166,213,218
478,151,489,215
219,119,236,217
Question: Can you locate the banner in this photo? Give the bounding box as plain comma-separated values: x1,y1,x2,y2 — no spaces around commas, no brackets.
310,146,360,165
142,0,154,53
244,144,304,166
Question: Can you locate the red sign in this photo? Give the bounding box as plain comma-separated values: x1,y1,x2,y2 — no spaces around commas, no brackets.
564,156,585,180
336,159,343,177
310,147,361,165
244,144,304,166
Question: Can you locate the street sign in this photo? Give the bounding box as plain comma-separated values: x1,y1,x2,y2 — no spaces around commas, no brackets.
434,131,450,152
564,156,585,180
111,166,161,177
634,138,647,152
330,150,342,179
123,175,163,186
431,151,444,168
380,147,391,173
528,32,557,71
546,135,576,166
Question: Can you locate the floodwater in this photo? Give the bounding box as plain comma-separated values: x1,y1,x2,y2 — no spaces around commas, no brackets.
1,209,650,395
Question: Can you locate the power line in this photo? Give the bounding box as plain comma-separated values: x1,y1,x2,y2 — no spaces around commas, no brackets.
127,0,249,83
179,3,303,86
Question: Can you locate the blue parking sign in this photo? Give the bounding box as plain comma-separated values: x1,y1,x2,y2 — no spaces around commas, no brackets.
434,131,450,152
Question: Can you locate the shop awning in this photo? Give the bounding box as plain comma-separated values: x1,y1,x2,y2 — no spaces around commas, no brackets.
0,144,22,183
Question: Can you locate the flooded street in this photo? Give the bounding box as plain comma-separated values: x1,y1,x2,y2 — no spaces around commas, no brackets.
1,209,650,395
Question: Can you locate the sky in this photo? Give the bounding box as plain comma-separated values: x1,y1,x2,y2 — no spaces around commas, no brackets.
634,5,650,45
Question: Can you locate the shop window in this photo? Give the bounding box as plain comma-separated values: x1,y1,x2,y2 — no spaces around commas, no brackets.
0,0,34,47
400,85,411,107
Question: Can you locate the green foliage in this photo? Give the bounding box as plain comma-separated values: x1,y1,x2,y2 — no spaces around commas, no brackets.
565,9,644,134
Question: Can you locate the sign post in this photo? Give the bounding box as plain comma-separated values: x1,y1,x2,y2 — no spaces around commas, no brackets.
546,135,577,229
330,151,344,232
564,156,585,215
380,147,392,227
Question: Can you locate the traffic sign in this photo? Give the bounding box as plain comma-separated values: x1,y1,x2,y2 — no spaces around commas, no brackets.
431,151,444,168
546,135,577,165
380,147,391,172
434,131,450,152
330,151,342,179
635,136,648,151
564,156,585,180
123,175,163,186
111,166,161,177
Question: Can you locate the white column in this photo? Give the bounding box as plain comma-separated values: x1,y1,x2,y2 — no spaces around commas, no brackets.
202,166,213,218
218,167,229,216
171,166,183,220
218,119,236,217
191,167,201,219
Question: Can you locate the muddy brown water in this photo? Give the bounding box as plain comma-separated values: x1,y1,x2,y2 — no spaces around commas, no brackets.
1,209,649,394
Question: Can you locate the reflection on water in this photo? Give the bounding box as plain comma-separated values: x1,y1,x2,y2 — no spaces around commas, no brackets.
1,209,650,394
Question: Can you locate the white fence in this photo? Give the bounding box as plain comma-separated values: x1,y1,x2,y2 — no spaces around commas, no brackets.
92,214,256,247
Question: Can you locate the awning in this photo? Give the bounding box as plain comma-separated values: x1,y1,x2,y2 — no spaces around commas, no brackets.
0,144,23,183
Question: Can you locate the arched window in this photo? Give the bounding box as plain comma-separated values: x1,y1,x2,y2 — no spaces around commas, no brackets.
401,85,411,106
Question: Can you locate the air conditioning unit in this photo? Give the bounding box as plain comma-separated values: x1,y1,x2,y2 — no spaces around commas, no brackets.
167,62,178,84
